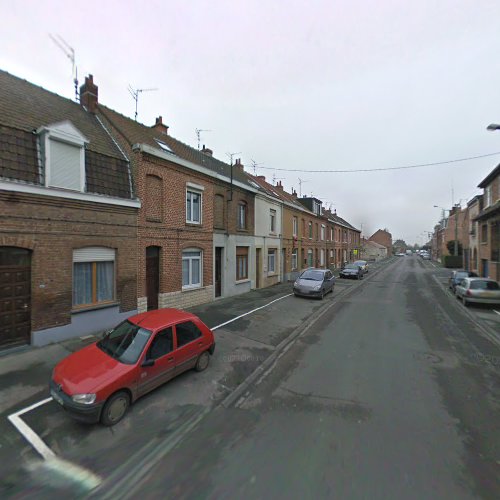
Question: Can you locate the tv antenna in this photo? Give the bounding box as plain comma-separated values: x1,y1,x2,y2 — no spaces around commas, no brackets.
250,159,264,175
128,85,158,121
195,129,211,150
49,34,79,101
272,172,284,185
298,177,308,197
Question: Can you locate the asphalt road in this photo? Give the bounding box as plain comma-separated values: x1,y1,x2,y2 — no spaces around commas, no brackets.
109,256,500,499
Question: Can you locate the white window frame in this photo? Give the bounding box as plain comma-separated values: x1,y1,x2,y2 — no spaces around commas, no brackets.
293,217,298,237
270,209,276,234
182,248,202,289
321,225,326,241
291,248,298,270
320,249,325,266
485,185,492,207
186,187,203,224
39,121,88,192
268,249,276,274
238,203,247,230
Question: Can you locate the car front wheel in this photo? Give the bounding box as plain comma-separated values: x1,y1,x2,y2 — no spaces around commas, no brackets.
101,391,130,426
195,351,210,372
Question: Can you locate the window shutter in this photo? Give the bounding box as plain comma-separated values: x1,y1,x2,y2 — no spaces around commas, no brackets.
73,247,115,262
50,139,82,190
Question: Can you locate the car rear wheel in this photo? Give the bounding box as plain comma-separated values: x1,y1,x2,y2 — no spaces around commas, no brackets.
101,391,130,426
195,351,210,372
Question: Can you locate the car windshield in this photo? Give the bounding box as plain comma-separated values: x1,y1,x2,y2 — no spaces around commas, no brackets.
454,272,468,279
354,261,366,265
345,264,358,269
470,281,500,290
97,320,153,364
300,270,324,281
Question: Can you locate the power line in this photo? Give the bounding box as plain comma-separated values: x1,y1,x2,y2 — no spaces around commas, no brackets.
255,151,500,173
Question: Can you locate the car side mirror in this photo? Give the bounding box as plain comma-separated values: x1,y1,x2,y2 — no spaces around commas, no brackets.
142,358,155,368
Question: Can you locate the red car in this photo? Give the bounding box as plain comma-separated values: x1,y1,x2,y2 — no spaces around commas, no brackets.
50,309,215,426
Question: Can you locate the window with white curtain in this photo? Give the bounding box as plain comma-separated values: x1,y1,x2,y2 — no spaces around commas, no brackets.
182,249,202,288
73,247,115,307
186,189,202,223
268,249,276,273
291,248,298,270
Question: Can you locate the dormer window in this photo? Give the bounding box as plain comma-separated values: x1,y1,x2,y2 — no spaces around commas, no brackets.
38,121,88,192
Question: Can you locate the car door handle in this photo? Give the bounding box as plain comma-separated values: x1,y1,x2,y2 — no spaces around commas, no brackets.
168,357,174,362
198,342,204,346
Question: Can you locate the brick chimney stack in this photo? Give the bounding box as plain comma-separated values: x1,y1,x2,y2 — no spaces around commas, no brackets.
153,116,169,135
201,144,213,156
234,158,244,171
292,190,298,199
257,175,266,182
275,180,283,190
80,75,98,114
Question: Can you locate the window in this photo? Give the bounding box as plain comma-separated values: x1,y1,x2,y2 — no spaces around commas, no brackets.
485,185,492,207
321,225,325,241
73,247,115,307
182,249,202,288
316,223,319,241
312,200,321,215
291,248,298,270
186,189,202,223
270,209,276,233
268,249,276,273
481,224,488,243
41,121,88,192
147,327,173,360
320,249,325,266
293,217,298,237
302,219,306,236
176,321,203,348
214,194,225,229
308,222,313,239
307,249,313,267
238,202,247,230
236,246,248,280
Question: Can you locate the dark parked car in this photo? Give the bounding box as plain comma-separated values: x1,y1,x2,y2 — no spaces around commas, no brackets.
353,260,369,273
339,263,364,280
293,268,335,299
448,270,478,292
455,278,500,307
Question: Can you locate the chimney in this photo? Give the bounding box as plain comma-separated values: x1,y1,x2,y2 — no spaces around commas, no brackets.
153,116,169,135
257,175,266,182
292,190,298,199
234,158,244,171
275,180,283,190
201,144,213,156
80,74,98,113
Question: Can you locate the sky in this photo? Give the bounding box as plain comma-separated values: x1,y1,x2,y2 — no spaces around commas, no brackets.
1,0,500,245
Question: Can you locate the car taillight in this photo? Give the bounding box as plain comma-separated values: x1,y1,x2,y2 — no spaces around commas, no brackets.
466,290,472,297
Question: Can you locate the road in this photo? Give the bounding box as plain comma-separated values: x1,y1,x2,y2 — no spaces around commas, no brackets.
105,256,500,499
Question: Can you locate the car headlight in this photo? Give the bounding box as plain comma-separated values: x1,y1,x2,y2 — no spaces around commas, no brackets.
313,284,322,291
72,393,96,405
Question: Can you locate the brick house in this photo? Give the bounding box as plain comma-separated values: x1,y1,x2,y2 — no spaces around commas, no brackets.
369,229,392,255
475,164,500,279
0,70,140,348
464,195,482,273
87,76,257,307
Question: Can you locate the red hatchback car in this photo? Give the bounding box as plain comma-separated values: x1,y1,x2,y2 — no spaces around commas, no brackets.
50,309,215,426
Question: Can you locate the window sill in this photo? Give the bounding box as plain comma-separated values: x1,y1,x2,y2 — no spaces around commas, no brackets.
185,221,202,227
182,285,204,292
237,228,248,233
71,301,119,314
235,278,250,285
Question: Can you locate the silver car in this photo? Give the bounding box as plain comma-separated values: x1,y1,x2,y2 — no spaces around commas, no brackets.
293,268,335,299
455,277,500,307
353,260,368,273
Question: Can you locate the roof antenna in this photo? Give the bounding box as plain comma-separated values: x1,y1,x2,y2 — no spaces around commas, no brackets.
250,159,263,175
298,177,308,197
49,34,79,101
128,85,158,121
272,172,284,185
195,129,212,150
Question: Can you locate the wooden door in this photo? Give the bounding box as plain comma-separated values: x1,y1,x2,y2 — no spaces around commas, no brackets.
215,247,222,297
0,247,31,349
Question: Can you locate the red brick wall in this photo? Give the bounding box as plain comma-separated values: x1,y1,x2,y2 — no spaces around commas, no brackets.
0,191,137,332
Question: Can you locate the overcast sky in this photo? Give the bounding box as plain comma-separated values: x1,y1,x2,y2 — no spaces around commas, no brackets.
2,0,500,244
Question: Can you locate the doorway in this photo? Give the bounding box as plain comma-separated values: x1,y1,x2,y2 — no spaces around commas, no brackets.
256,248,261,288
0,247,31,349
215,247,223,297
146,246,160,310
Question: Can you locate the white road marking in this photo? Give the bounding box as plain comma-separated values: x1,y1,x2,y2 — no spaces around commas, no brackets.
494,310,500,316
211,293,293,330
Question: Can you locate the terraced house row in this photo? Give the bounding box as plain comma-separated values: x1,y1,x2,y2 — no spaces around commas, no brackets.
0,70,360,349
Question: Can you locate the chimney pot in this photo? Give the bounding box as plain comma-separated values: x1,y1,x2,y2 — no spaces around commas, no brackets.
80,74,98,113
153,115,169,134
201,145,213,156
257,175,266,181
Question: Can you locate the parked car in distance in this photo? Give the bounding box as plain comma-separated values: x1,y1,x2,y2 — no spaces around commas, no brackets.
50,309,216,426
448,270,478,292
353,260,369,273
395,253,405,257
455,278,500,307
293,268,335,299
339,263,365,280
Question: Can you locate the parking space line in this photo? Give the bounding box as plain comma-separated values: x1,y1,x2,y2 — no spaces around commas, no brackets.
494,310,500,316
211,293,293,331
